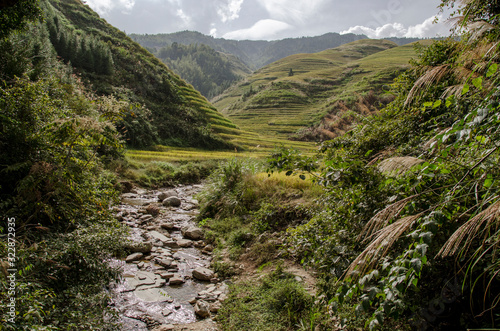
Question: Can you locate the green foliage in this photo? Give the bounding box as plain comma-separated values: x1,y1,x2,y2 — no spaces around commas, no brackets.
158,43,243,99
0,63,128,329
0,0,43,40
217,265,317,331
270,18,500,329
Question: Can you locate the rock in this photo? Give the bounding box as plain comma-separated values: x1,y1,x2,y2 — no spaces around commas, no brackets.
156,257,173,268
194,300,211,318
169,275,184,285
181,226,204,240
163,240,180,248
116,181,134,193
148,230,170,243
121,193,137,199
162,196,181,207
176,238,193,248
146,204,160,217
161,309,172,317
125,252,143,263
139,214,154,222
160,222,176,230
210,301,221,313
203,244,214,252
125,241,153,254
158,190,177,201
153,325,174,331
158,272,174,279
188,297,198,304
192,267,214,281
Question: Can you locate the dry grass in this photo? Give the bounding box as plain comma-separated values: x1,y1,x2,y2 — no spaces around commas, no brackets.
377,157,424,176
346,213,424,278
438,200,500,258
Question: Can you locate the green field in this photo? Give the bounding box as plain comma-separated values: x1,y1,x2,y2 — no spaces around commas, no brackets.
213,39,433,140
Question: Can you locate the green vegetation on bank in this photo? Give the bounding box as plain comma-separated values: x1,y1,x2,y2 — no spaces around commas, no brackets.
0,19,129,329
197,1,500,330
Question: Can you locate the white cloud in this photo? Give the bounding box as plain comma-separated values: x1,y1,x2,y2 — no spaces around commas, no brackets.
217,0,244,23
340,15,450,39
176,8,192,26
222,19,292,40
256,0,327,24
210,27,218,37
85,0,135,15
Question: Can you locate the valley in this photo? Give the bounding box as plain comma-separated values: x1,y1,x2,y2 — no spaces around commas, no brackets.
1,0,500,330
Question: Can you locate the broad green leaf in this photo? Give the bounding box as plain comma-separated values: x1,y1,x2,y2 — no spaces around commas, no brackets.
461,83,470,95
433,100,442,108
487,63,498,77
472,77,483,90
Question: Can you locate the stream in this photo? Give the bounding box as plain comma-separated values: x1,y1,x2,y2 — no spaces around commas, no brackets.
108,185,224,330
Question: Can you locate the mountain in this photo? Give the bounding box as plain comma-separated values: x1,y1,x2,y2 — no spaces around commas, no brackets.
130,31,374,70
42,0,239,149
156,42,252,99
212,39,431,141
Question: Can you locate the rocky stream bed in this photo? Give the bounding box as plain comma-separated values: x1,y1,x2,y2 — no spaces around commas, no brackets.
108,185,223,331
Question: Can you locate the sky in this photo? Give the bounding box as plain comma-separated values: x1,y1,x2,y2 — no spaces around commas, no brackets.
84,0,454,40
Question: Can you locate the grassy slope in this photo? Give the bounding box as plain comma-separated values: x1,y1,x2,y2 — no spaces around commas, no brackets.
213,39,430,140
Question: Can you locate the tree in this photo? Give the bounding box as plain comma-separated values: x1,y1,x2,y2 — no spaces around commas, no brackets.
0,0,42,39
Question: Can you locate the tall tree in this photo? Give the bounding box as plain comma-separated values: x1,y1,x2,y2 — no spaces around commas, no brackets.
0,0,42,39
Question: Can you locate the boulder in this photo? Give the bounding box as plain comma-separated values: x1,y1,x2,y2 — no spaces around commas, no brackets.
158,190,177,202
125,252,143,263
194,300,210,318
192,267,214,281
162,196,181,207
181,226,204,240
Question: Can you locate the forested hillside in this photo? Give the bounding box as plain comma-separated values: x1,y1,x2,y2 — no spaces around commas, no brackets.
40,0,238,149
156,42,252,99
130,31,373,70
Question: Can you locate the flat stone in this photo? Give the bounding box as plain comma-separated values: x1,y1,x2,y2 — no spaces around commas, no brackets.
161,309,172,317
139,214,154,222
154,325,174,331
125,252,143,263
192,267,214,281
148,230,170,243
134,287,170,302
160,222,176,230
169,275,185,285
163,240,179,248
158,272,174,279
125,271,156,290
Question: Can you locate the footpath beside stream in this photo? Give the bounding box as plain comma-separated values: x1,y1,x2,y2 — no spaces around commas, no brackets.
108,185,224,331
